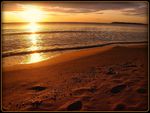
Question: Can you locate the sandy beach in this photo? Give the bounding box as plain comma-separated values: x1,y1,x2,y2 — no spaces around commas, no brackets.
2,43,148,111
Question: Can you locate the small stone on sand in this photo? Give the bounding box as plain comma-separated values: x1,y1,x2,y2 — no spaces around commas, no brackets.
137,88,147,94
29,86,47,91
67,100,82,111
114,104,125,110
111,84,126,94
107,68,117,75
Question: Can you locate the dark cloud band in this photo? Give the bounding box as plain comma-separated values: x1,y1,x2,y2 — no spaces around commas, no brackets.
2,1,148,16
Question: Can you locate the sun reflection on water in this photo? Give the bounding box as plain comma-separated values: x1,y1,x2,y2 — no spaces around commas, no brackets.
27,53,43,64
29,34,38,45
27,22,40,33
23,22,47,64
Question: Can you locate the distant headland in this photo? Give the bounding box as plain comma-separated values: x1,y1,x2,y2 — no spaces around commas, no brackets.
111,22,147,25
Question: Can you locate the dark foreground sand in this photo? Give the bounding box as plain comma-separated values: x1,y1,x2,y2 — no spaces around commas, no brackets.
2,44,148,111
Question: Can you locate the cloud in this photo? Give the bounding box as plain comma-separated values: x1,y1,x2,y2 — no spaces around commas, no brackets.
2,1,148,16
121,4,148,16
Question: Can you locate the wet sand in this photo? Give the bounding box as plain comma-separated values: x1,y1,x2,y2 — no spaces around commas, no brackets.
2,43,148,111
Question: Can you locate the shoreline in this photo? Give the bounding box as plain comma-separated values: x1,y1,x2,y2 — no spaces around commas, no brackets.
2,43,148,111
2,41,148,58
3,42,148,71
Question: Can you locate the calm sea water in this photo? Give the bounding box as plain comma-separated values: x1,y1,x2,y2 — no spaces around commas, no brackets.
2,23,148,66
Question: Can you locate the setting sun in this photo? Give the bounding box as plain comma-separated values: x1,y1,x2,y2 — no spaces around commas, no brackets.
2,1,147,23
2,1,148,112
20,5,45,22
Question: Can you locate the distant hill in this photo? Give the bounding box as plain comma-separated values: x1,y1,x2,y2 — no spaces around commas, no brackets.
111,22,147,25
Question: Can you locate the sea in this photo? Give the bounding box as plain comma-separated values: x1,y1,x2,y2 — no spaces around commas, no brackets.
2,22,148,66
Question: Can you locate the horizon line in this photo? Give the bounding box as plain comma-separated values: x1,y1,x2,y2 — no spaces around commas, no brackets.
2,21,147,25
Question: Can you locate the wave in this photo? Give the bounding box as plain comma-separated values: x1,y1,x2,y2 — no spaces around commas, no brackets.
3,30,146,36
2,41,147,57
2,31,99,35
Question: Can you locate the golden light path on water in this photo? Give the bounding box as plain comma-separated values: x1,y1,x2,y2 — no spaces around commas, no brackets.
23,22,47,64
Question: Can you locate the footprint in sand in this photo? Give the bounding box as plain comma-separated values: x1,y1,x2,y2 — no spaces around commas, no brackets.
122,62,137,68
71,77,82,83
107,68,118,75
137,87,147,94
28,86,47,91
58,100,83,111
67,100,82,111
2,107,7,111
31,100,43,109
114,103,126,110
111,84,126,94
72,86,97,96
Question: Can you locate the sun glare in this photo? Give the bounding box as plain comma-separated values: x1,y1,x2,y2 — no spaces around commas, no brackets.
26,35,44,64
28,53,43,63
27,22,39,32
29,34,38,45
21,5,44,23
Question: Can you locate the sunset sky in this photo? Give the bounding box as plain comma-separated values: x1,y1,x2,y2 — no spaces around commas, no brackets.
2,1,148,23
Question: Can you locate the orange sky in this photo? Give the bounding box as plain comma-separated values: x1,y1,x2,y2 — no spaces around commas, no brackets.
2,1,148,23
